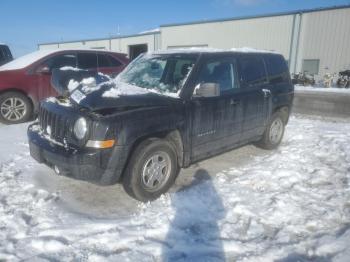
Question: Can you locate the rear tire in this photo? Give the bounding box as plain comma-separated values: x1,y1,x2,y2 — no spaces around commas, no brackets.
122,138,179,202
256,112,285,150
0,92,33,124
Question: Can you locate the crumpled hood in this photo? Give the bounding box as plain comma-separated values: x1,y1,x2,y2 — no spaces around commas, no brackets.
70,81,180,112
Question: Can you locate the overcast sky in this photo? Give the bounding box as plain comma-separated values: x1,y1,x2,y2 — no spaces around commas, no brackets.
1,0,349,57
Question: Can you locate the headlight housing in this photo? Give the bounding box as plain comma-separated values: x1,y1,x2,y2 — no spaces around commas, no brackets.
73,117,88,140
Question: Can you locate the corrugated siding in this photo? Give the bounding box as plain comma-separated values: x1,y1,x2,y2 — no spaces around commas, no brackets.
161,15,294,58
297,8,350,79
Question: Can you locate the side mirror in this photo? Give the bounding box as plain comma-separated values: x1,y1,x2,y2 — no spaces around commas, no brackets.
194,83,220,97
36,65,51,75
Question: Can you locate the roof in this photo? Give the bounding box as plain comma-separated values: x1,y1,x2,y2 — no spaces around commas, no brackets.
161,4,350,27
38,31,161,46
151,47,277,55
0,48,123,71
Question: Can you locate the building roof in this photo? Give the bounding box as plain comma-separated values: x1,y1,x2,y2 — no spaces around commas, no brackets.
38,31,160,46
38,4,350,46
160,4,350,27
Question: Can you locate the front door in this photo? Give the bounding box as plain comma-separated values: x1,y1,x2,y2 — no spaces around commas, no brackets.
35,53,77,100
238,55,272,140
190,56,243,162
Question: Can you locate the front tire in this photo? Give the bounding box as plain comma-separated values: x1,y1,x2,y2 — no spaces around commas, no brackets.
123,138,179,202
256,112,285,150
0,92,33,124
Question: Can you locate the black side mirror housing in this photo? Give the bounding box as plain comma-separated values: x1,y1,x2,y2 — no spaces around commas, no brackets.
194,83,220,97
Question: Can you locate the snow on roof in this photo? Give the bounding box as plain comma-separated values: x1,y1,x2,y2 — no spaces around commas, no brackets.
151,47,277,55
0,50,58,71
0,48,101,71
138,28,160,35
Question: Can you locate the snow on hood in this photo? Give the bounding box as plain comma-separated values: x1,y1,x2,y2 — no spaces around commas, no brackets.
68,75,179,107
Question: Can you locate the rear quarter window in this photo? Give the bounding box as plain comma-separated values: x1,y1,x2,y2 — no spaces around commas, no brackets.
239,56,267,87
264,55,290,84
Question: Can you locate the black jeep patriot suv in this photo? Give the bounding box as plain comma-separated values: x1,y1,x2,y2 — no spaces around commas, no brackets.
28,49,294,201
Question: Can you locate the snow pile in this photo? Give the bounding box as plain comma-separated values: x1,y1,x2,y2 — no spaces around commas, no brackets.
295,85,350,94
102,81,153,98
59,66,81,71
46,97,72,107
0,115,350,261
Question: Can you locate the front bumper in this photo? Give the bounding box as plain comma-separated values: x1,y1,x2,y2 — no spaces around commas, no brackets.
28,124,128,185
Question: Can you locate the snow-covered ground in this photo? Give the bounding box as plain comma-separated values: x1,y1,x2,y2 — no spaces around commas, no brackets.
0,115,350,261
295,85,350,94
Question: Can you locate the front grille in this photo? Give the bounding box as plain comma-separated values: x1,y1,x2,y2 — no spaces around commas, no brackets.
39,106,73,143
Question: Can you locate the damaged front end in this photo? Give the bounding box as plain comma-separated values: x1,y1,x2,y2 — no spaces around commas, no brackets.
27,95,129,185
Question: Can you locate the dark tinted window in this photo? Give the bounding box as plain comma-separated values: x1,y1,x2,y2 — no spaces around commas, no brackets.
197,59,239,92
45,54,77,70
108,55,122,67
0,46,12,61
97,54,111,67
240,56,267,86
77,53,97,69
0,49,4,61
265,55,290,84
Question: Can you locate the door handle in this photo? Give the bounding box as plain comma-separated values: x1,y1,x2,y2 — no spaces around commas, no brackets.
230,99,240,106
262,89,271,98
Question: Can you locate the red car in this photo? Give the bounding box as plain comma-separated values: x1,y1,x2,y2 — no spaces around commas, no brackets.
0,49,129,124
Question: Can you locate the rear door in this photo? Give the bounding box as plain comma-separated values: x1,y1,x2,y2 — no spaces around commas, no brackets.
190,56,243,161
238,54,272,140
77,52,98,71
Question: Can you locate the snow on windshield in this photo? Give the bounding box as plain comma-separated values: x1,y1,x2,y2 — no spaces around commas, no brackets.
0,50,58,71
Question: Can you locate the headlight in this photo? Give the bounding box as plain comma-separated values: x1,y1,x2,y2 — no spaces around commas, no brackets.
73,117,88,140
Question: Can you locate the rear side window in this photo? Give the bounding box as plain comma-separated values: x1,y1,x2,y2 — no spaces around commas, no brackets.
240,56,267,86
197,59,239,92
97,54,111,67
78,53,97,69
264,55,290,84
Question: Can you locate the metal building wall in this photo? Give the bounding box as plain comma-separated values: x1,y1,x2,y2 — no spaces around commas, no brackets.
161,15,294,59
110,33,161,54
296,8,350,79
38,33,161,58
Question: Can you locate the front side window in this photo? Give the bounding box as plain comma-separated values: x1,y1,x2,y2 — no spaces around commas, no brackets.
240,56,267,86
44,53,77,71
196,59,239,92
78,53,97,69
118,54,197,94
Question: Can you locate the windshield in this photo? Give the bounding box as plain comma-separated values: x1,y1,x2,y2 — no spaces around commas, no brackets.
117,54,197,94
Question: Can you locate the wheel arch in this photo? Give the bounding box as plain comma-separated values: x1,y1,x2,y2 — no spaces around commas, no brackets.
120,129,185,182
0,88,37,113
273,105,290,124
